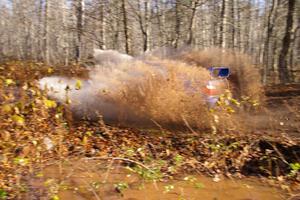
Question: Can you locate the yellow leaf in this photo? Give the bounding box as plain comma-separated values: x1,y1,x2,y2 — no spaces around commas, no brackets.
1,104,12,113
252,100,260,107
226,107,235,113
75,80,82,90
51,195,60,200
85,131,92,136
230,99,240,106
44,179,55,186
82,136,88,146
47,67,54,74
36,172,44,177
44,99,57,108
5,79,14,86
65,98,71,104
11,115,25,125
14,157,29,166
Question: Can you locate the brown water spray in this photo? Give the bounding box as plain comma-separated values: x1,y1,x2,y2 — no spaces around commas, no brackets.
39,56,213,128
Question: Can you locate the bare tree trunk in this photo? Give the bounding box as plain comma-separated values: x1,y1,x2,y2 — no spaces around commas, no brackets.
44,0,50,64
230,0,235,49
211,0,219,46
291,3,300,81
75,0,84,62
61,0,69,65
187,0,200,45
278,0,295,83
145,0,152,51
136,0,151,52
113,16,120,50
121,0,130,54
100,1,106,49
173,0,181,48
262,0,277,84
219,0,226,48
235,0,241,50
161,0,167,46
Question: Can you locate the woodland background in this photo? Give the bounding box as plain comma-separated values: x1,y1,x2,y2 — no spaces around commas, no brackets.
0,0,299,84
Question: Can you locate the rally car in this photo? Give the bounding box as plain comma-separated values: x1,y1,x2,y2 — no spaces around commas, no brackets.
204,67,230,107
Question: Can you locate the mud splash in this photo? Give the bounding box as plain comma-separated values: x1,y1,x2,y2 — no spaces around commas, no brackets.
39,58,212,127
39,48,264,129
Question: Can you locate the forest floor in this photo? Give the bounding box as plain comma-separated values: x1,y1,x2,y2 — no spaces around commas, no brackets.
0,61,300,200
241,83,300,140
264,84,300,139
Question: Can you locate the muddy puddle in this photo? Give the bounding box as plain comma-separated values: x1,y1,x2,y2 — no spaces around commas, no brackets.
26,159,287,200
